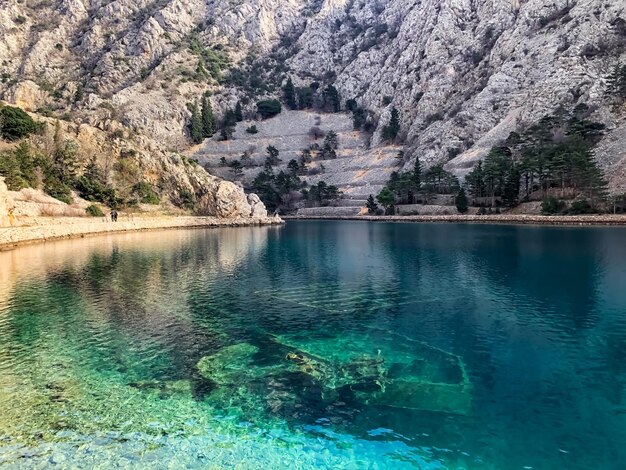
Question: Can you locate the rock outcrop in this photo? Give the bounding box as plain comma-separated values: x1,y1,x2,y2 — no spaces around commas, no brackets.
248,193,268,218
1,0,625,190
0,109,265,219
203,180,252,218
195,110,400,199
0,177,13,227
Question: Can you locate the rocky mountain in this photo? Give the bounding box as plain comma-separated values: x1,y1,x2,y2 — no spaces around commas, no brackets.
1,0,625,192
0,109,267,219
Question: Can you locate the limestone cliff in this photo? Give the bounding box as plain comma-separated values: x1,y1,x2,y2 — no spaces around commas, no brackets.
1,0,625,191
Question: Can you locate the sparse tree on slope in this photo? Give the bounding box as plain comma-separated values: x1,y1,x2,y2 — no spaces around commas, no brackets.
190,102,204,144
234,101,243,122
201,94,215,138
366,194,378,214
266,145,281,166
382,107,400,141
283,77,297,109
412,156,422,189
323,85,341,112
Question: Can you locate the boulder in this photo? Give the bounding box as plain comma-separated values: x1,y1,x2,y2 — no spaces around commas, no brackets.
247,193,268,218
197,343,260,385
212,181,253,218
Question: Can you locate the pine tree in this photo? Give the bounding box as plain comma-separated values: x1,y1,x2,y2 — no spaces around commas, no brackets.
502,166,521,207
287,159,300,175
297,87,314,109
382,107,400,141
53,119,64,153
455,188,469,214
412,156,422,190
283,77,297,109
466,161,486,199
266,145,281,165
223,109,237,128
200,94,215,138
366,194,378,214
323,85,341,112
321,130,339,160
53,139,80,185
607,63,626,100
234,101,243,122
376,187,395,214
190,102,204,144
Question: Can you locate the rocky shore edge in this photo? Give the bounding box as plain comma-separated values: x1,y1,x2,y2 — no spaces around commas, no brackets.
0,215,283,251
282,214,626,226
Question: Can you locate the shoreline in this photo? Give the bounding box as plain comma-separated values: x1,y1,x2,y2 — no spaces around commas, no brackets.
282,214,626,226
0,215,284,251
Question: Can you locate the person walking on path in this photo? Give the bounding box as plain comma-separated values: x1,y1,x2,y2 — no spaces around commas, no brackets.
110,210,118,222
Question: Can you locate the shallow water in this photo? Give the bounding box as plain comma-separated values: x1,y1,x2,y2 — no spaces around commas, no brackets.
1,221,626,469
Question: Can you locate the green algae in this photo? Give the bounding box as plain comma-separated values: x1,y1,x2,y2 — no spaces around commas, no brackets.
273,329,473,415
192,331,473,418
197,343,261,385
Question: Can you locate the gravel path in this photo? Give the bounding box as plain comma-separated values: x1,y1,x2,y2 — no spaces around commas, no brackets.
283,214,626,226
0,215,283,251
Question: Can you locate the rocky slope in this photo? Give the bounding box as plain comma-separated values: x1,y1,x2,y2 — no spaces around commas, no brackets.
196,110,400,198
0,107,267,220
1,0,625,191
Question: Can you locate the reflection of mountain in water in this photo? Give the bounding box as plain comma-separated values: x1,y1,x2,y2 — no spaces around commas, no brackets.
2,222,626,469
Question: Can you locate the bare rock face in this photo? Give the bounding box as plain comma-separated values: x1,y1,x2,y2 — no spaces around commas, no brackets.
4,81,46,112
1,0,625,189
202,181,253,219
0,177,13,227
247,193,268,218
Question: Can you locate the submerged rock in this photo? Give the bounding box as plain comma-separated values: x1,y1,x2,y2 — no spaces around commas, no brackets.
127,380,192,399
275,330,473,415
196,343,260,385
195,332,472,416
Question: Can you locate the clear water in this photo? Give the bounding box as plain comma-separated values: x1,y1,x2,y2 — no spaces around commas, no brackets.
1,221,626,469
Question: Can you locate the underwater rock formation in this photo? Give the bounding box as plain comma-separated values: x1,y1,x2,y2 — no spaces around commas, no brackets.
195,331,473,416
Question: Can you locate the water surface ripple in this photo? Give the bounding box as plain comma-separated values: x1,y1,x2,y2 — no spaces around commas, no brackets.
1,222,626,469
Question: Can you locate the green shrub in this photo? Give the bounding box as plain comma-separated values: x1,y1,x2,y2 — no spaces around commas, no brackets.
113,157,140,181
246,125,259,134
376,187,395,213
256,99,282,119
0,105,39,141
541,196,566,215
455,188,469,214
76,174,118,205
0,143,38,190
566,198,595,215
86,204,104,217
132,181,160,204
178,188,195,210
44,175,73,204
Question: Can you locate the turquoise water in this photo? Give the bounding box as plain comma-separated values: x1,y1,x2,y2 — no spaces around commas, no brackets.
1,221,626,469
